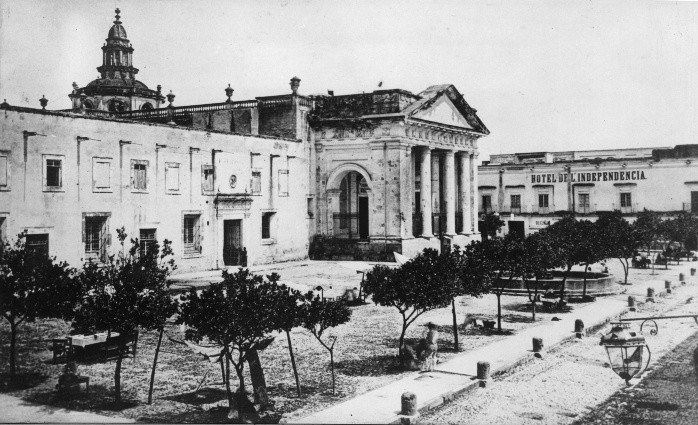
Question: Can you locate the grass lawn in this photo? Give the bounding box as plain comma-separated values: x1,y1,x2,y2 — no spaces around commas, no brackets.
0,259,636,423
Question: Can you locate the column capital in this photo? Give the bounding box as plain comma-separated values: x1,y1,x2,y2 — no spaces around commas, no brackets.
444,150,456,158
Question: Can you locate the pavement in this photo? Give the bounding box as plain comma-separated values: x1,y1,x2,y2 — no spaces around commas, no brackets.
289,262,698,424
0,394,133,423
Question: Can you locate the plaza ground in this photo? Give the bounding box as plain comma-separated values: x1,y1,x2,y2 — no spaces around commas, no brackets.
0,258,696,423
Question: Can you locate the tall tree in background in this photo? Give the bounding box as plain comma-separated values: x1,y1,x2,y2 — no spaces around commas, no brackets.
597,211,640,284
539,216,581,299
450,245,491,350
634,209,663,272
480,212,505,241
521,232,560,320
0,233,80,381
487,235,527,331
574,219,605,298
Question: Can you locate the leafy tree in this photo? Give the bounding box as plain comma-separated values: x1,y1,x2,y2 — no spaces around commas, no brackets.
574,220,606,298
634,209,663,271
538,216,582,300
660,212,698,262
364,249,454,358
0,233,80,379
521,232,560,320
178,268,280,421
480,212,505,240
301,295,351,396
73,229,176,406
450,245,490,350
483,235,527,331
596,211,640,284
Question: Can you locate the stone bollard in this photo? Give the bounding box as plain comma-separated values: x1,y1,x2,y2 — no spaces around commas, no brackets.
665,280,672,294
574,319,585,339
477,361,490,388
628,296,636,312
400,392,418,425
647,287,655,302
691,268,696,277
533,337,544,353
679,273,685,284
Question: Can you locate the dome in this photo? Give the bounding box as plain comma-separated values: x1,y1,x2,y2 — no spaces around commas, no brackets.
107,8,128,40
86,77,149,89
108,23,128,40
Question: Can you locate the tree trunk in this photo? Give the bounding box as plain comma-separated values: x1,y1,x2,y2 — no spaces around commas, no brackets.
496,293,502,332
582,263,589,298
620,257,629,284
223,349,233,412
398,322,408,358
114,350,124,406
286,330,302,398
147,328,164,405
330,348,336,396
247,349,269,408
451,299,459,351
9,321,17,378
559,265,572,299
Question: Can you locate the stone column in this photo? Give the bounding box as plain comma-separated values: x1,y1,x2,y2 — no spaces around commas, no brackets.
459,152,471,234
470,152,479,233
431,152,441,236
420,147,433,237
444,150,456,236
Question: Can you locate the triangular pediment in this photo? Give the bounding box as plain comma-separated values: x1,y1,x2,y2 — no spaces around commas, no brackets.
412,95,473,129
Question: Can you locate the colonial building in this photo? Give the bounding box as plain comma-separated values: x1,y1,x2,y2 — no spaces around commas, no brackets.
0,8,488,271
478,145,698,244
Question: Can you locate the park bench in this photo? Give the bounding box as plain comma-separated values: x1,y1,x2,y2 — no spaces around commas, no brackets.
541,297,567,311
465,315,496,329
54,331,139,363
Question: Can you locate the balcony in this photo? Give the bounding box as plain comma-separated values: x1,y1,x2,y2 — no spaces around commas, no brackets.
611,203,637,214
575,203,596,214
535,205,553,215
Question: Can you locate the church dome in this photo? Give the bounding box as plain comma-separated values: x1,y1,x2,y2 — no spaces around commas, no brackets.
85,77,149,89
107,9,128,40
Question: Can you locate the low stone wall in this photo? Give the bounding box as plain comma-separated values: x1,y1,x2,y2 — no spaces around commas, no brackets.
499,271,620,296
308,236,400,261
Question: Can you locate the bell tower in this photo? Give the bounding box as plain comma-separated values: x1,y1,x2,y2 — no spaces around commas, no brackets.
97,8,138,82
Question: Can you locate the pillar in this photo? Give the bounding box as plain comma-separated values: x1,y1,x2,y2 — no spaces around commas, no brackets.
459,152,471,234
470,152,479,233
420,148,433,237
431,152,440,216
444,151,456,236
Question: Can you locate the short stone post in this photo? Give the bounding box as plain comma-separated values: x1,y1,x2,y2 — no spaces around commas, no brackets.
691,268,696,277
628,296,636,312
679,273,685,284
399,392,418,425
477,361,490,388
574,319,585,339
646,287,655,302
532,337,544,353
665,280,672,294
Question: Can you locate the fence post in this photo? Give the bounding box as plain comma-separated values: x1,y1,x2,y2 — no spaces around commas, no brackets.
647,287,655,302
665,280,672,294
477,361,490,388
574,319,584,339
400,392,418,425
628,296,636,312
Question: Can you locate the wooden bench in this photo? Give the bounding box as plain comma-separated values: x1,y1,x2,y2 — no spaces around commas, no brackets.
541,298,567,311
102,332,139,361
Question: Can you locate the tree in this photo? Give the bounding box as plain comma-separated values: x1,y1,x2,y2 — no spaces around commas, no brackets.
634,209,663,272
364,249,455,359
574,220,606,298
596,211,640,284
660,211,698,262
73,229,176,406
480,212,505,240
538,216,582,300
449,246,490,351
0,233,80,380
177,268,280,421
483,235,527,331
301,295,351,396
521,232,560,320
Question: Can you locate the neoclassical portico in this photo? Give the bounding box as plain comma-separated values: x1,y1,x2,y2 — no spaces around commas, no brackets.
310,84,489,260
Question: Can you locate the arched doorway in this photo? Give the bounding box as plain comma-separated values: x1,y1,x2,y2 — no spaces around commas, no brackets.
335,172,369,239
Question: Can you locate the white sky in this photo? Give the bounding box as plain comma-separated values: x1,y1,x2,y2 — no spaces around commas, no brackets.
1,0,697,160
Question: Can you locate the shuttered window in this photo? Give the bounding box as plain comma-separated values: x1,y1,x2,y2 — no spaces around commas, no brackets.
84,216,110,262
131,160,148,191
620,192,632,208
93,158,111,190
183,214,201,255
251,171,262,195
202,165,214,193
165,163,180,192
0,155,7,187
278,169,289,197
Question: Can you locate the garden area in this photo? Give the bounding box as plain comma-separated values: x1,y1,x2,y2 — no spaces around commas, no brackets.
1,210,697,423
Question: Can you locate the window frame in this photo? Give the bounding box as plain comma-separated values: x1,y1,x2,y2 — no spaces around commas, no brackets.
620,192,632,208
261,212,276,243
481,194,492,212
0,152,9,191
130,159,149,192
201,164,214,194
251,171,262,195
82,213,111,262
165,162,181,194
182,213,202,256
43,154,64,192
25,233,49,258
139,228,157,255
510,194,521,209
278,169,289,197
92,157,113,192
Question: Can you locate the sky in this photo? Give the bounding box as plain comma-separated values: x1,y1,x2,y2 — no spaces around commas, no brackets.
1,0,698,160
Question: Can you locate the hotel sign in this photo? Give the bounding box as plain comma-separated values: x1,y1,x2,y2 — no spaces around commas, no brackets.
531,170,648,184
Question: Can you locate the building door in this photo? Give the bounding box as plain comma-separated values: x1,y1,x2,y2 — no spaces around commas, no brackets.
508,220,525,238
223,220,245,266
359,197,369,239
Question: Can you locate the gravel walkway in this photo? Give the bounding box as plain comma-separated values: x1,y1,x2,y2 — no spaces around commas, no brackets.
421,281,698,425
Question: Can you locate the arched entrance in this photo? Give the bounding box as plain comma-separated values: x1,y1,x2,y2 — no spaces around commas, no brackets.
325,164,372,240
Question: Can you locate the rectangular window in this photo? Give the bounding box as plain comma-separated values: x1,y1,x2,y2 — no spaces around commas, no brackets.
620,192,632,208
183,214,201,255
278,169,289,197
84,216,109,261
262,212,275,240
578,193,590,207
251,171,262,195
139,228,157,255
510,194,521,209
0,155,7,188
45,157,62,189
481,195,492,212
25,233,49,257
165,162,180,192
92,157,111,191
538,194,549,208
202,165,214,193
131,160,148,191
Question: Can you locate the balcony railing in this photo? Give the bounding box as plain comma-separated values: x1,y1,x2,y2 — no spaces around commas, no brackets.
575,203,596,214
536,206,552,214
611,203,637,214
332,213,365,240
